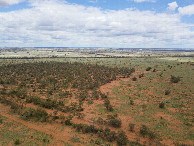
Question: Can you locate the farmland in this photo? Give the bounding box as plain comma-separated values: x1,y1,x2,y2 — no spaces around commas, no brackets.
0,48,193,146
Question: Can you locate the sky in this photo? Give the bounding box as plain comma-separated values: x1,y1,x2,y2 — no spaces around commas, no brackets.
0,0,194,48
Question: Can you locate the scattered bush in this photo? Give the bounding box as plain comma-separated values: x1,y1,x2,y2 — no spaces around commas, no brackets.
116,130,128,146
132,77,137,81
0,118,3,124
146,67,152,71
100,93,108,99
140,125,148,137
159,102,165,109
165,90,170,95
130,100,134,105
104,99,113,111
65,119,72,126
139,74,144,78
170,75,181,83
140,125,156,139
14,139,21,145
153,69,156,72
96,117,104,125
107,115,121,128
21,107,49,122
129,123,135,132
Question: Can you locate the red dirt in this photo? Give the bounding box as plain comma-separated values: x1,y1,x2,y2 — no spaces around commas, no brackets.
0,103,77,145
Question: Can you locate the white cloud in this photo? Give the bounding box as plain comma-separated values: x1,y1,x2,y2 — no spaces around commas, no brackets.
167,1,178,12
89,0,98,3
178,4,194,16
0,0,25,6
134,0,156,3
0,0,193,48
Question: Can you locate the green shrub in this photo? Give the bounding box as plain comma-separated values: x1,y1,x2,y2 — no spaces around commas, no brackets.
14,139,21,145
140,125,148,137
116,130,128,146
170,75,181,83
107,115,121,128
65,119,72,126
104,99,113,111
21,107,49,122
140,125,156,139
146,67,152,71
139,74,144,78
132,77,137,81
130,100,134,105
153,69,156,72
159,102,165,109
165,90,170,95
104,127,116,142
96,117,104,125
0,118,3,124
22,107,35,120
129,123,135,132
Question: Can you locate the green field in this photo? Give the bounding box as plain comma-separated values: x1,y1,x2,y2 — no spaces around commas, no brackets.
0,56,193,146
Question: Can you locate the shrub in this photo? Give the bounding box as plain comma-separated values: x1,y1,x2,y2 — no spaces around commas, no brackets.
130,100,134,105
116,130,128,146
148,131,156,140
146,67,152,71
0,118,3,124
153,69,156,72
165,90,170,95
104,99,110,106
107,115,122,128
132,77,137,81
96,117,104,125
22,107,35,120
104,99,113,111
140,125,148,137
14,139,21,145
21,107,49,122
170,75,180,83
140,125,156,139
129,123,135,132
139,74,144,78
106,104,113,111
101,93,107,99
159,102,165,109
65,119,72,126
103,127,116,142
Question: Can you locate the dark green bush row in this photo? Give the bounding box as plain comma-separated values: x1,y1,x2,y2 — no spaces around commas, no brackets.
69,122,128,145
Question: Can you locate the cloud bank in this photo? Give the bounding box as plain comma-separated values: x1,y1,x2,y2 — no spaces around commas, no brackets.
0,0,193,47
0,0,24,6
178,4,194,16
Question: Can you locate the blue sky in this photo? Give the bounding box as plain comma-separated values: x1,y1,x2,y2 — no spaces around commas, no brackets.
0,0,194,48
